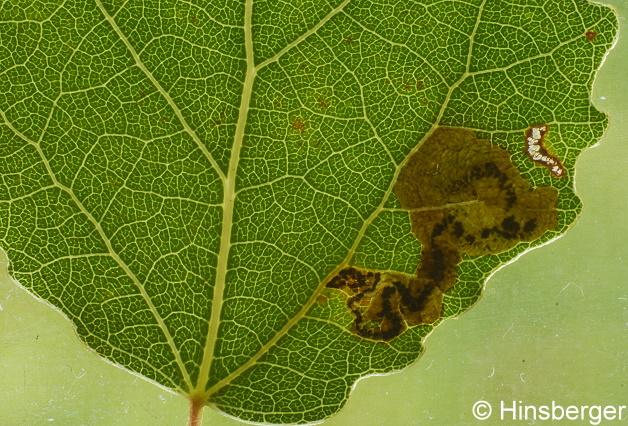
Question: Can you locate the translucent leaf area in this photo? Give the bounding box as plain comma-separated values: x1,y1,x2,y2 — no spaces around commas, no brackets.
0,0,617,424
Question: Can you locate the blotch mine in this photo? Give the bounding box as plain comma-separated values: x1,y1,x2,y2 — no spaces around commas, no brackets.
327,127,559,341
325,267,439,341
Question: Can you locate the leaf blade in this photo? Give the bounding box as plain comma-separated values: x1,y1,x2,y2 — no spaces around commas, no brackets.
0,0,618,423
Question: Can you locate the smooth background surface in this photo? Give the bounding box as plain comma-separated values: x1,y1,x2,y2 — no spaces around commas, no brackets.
1,1,625,424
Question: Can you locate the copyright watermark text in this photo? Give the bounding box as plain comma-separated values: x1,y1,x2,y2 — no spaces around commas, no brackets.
472,400,626,425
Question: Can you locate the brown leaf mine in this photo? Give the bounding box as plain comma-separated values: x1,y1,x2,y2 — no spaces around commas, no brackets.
327,127,559,341
326,267,438,341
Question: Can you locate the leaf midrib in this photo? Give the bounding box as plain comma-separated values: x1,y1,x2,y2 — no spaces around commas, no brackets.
193,0,255,397
196,0,354,398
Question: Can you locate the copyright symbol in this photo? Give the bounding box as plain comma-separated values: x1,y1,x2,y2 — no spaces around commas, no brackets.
472,400,492,420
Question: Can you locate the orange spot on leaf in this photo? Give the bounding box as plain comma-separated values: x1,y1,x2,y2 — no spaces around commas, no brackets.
292,119,307,134
313,94,329,110
585,31,597,41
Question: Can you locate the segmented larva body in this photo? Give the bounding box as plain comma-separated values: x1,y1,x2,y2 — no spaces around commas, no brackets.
525,125,566,178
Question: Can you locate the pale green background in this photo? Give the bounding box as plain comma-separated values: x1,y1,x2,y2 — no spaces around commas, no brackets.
1,1,625,425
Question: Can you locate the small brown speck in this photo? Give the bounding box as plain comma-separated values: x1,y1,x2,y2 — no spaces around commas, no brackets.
585,31,597,41
292,119,307,134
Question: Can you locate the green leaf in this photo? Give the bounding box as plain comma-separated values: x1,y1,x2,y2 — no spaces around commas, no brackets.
0,0,618,424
